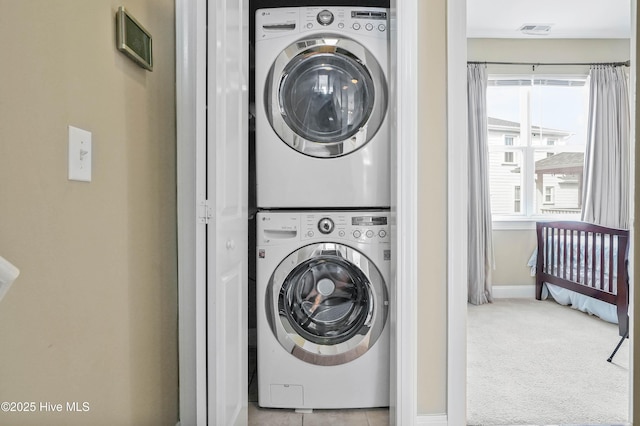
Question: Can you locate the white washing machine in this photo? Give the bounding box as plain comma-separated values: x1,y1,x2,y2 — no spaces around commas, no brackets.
256,210,390,409
255,7,390,208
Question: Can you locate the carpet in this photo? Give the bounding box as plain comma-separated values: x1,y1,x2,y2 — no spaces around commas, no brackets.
467,298,629,425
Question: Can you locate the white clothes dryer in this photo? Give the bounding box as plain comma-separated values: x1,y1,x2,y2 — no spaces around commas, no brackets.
255,7,390,208
256,210,390,409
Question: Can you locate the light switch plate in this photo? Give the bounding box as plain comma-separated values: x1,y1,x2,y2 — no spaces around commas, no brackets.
68,126,92,182
0,255,19,303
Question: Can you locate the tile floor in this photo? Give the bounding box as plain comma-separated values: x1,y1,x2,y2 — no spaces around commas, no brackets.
248,403,389,426
248,347,390,426
249,347,622,426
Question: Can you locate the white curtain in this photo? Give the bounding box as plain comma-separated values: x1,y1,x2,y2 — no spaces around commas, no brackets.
581,65,630,229
467,64,494,305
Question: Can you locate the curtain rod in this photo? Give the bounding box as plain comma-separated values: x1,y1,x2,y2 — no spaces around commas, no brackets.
468,60,630,70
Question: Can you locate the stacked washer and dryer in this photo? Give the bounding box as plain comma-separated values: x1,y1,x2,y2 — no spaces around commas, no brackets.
254,5,391,410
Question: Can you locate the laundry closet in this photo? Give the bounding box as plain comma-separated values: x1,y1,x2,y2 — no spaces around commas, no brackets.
176,0,394,423
248,0,393,417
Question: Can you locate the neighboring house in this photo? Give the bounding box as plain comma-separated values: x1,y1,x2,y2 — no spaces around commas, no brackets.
487,117,584,216
532,152,584,214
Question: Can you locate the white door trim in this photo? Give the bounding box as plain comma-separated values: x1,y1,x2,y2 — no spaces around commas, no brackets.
446,0,468,424
176,0,208,424
394,0,419,423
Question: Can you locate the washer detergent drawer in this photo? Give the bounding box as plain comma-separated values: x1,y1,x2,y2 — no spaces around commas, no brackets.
270,384,303,407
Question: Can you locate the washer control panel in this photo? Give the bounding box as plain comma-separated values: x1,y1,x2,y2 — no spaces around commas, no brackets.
257,211,390,245
301,212,389,243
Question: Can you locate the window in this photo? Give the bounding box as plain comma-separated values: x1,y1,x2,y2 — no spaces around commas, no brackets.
546,138,556,157
544,186,554,204
487,77,588,219
504,136,515,163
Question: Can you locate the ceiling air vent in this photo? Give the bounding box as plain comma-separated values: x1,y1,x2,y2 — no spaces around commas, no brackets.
519,24,553,36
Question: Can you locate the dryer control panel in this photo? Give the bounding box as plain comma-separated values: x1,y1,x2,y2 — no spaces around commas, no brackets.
256,7,389,41
302,7,388,36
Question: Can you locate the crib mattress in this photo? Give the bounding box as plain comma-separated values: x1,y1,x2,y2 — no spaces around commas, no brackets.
528,250,618,324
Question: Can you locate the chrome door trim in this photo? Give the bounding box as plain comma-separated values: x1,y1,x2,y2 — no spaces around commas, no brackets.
265,35,388,158
265,243,388,366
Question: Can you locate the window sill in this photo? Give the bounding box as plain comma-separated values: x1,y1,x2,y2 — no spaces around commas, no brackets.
492,214,581,231
492,219,536,230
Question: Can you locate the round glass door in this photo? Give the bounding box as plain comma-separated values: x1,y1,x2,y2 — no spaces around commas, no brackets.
265,36,387,158
265,243,388,366
280,53,374,145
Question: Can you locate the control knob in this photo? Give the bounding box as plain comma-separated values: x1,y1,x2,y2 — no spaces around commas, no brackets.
318,217,335,234
317,10,334,26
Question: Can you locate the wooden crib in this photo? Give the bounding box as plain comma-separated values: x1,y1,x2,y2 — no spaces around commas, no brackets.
535,221,630,337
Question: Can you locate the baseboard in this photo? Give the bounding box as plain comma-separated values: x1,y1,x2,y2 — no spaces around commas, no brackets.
416,414,448,425
492,285,535,299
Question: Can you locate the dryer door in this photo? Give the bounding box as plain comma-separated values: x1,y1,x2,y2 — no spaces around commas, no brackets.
266,243,388,366
265,36,387,158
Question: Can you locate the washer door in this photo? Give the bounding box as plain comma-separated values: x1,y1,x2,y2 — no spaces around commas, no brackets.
266,243,388,366
265,36,387,158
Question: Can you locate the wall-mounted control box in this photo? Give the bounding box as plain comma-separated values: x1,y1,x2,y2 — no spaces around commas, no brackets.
116,6,153,71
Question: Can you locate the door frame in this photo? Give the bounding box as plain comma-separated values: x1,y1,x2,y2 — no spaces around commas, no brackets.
445,0,468,424
451,1,636,425
393,0,468,424
176,0,208,424
176,0,480,425
392,0,419,423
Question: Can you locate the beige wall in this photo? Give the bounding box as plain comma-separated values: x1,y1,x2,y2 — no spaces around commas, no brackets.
0,1,177,425
492,230,537,287
468,38,630,74
417,0,448,414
